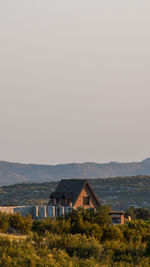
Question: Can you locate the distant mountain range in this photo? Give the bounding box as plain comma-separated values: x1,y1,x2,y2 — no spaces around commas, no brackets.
1,158,150,186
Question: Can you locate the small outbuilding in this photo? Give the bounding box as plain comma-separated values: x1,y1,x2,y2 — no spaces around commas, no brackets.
109,211,127,225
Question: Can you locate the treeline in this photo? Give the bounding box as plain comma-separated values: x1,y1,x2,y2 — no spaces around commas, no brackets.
126,206,150,220
0,206,150,266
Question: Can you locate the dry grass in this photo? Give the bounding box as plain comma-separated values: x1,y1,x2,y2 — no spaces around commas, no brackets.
0,232,27,241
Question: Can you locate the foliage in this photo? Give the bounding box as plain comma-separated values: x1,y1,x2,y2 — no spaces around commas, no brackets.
0,212,9,233
1,175,150,210
126,206,150,220
9,213,32,234
0,208,150,266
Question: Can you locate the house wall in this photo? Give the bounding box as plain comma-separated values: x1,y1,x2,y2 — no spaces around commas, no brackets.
0,205,126,225
0,205,71,219
120,214,124,225
0,206,14,214
73,184,99,209
0,206,36,217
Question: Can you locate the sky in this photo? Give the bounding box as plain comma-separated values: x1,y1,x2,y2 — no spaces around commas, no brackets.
0,0,150,165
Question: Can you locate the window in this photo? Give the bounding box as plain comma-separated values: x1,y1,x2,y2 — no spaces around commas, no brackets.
112,218,121,224
61,199,65,206
53,199,56,205
65,199,69,206
56,199,60,205
83,196,90,205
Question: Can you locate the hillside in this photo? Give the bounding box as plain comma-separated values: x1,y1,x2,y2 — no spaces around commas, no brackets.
0,176,150,210
1,158,150,185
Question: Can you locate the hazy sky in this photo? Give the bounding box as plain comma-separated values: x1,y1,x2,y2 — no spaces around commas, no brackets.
0,0,150,164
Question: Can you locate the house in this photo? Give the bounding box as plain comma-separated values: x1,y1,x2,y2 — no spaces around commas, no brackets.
49,179,100,209
49,179,130,224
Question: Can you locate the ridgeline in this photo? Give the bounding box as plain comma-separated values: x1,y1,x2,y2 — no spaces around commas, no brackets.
1,158,150,185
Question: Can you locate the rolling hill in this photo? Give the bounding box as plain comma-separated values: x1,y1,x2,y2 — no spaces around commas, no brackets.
1,158,150,185
0,176,150,210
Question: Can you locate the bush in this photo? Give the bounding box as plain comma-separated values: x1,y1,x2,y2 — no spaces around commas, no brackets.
9,213,32,234
44,233,103,260
0,212,9,233
102,225,123,241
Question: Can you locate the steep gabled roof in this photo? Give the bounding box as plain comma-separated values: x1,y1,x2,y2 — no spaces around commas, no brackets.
50,179,100,206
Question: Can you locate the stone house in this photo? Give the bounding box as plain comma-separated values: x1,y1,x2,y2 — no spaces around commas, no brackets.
49,179,100,209
49,179,129,224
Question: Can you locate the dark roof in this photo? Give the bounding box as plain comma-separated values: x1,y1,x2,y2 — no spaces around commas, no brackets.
50,179,100,206
109,211,124,215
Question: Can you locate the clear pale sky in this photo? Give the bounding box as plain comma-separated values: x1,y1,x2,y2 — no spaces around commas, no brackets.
0,1,150,164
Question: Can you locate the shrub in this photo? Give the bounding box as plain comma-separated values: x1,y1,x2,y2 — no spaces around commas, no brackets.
102,226,123,241
0,212,9,233
9,213,32,234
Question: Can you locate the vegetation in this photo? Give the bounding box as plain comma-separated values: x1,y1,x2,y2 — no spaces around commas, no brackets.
126,206,150,220
0,207,150,266
0,182,57,206
1,158,150,186
0,176,150,210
